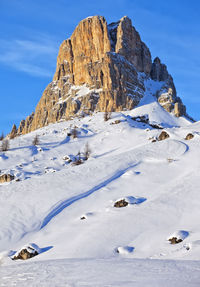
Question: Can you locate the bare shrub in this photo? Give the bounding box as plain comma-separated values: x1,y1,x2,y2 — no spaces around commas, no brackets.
72,151,83,166
32,135,40,146
71,126,78,139
1,139,10,152
83,142,91,160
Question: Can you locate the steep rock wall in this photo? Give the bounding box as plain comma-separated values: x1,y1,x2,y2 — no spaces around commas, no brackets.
16,16,187,135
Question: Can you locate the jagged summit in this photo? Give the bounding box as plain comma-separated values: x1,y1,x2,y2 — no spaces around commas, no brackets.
16,15,187,135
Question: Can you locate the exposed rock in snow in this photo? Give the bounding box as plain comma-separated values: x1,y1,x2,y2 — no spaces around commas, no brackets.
158,131,170,141
12,244,39,260
0,173,14,183
114,196,146,207
185,133,194,140
80,212,94,220
111,119,121,125
114,199,129,208
132,114,149,124
169,237,183,244
63,155,74,163
168,231,189,245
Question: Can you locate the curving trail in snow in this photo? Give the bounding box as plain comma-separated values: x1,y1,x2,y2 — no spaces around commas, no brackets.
0,137,189,245
38,139,188,230
39,162,140,230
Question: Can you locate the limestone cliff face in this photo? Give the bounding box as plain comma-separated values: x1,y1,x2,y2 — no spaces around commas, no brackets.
17,15,188,135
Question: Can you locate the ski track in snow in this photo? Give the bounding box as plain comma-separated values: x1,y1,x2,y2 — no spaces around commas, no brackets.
36,139,188,231
0,136,189,246
39,162,140,230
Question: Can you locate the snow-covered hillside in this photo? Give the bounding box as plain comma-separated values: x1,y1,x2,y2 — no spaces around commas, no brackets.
0,99,200,286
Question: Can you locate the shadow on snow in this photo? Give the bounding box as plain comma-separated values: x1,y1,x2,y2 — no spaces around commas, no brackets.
40,162,140,230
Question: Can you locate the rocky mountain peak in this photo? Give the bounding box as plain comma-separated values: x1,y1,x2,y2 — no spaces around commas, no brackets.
14,15,188,135
112,16,152,74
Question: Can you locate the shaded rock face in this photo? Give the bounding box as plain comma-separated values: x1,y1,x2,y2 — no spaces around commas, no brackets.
15,15,188,135
10,124,17,139
0,174,14,183
158,89,186,117
151,57,169,82
151,57,186,117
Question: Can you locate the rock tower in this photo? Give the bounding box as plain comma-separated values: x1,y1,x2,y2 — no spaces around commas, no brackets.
17,16,187,134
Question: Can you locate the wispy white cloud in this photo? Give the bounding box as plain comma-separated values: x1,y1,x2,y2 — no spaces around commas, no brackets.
0,36,59,77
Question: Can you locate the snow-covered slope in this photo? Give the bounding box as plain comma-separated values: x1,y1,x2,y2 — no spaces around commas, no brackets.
0,100,200,285
1,258,200,287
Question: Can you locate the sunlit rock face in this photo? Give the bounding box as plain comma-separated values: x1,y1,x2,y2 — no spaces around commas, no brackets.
16,15,188,135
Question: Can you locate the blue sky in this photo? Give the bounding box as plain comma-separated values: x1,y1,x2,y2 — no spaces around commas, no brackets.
1,0,200,134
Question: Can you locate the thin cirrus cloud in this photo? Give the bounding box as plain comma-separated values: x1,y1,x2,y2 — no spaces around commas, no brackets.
0,37,59,77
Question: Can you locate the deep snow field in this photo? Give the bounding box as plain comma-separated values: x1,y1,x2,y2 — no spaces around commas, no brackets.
0,97,200,286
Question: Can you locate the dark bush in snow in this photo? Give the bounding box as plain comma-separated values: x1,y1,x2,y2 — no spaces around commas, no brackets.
32,134,40,146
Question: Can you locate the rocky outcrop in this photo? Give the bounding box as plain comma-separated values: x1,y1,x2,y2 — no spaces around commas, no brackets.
114,199,129,208
151,57,186,117
151,57,170,82
12,245,38,260
113,16,152,74
14,15,188,135
168,237,183,244
10,124,17,139
185,133,194,140
18,113,34,135
0,174,15,183
158,131,170,141
17,119,25,134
